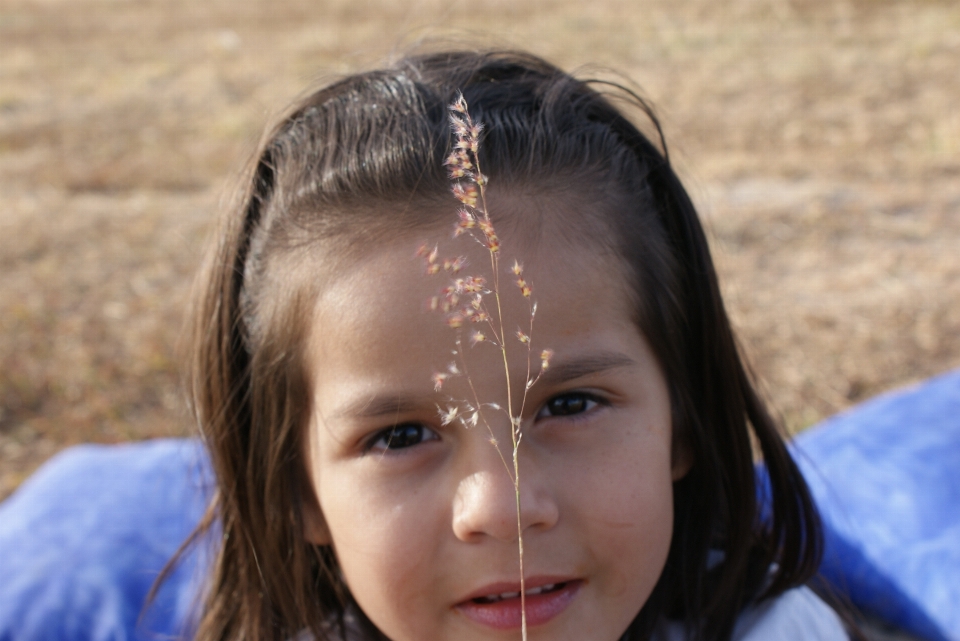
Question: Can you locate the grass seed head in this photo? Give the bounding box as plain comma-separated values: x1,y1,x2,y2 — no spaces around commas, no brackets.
541,349,554,371
461,276,486,293
439,405,459,426
516,277,531,297
444,256,467,273
452,183,478,208
450,93,468,114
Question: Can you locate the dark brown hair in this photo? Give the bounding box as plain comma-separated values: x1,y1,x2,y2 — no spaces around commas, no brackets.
184,49,822,641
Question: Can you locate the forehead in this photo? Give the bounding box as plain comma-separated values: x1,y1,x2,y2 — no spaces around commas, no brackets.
480,187,625,258
308,211,636,378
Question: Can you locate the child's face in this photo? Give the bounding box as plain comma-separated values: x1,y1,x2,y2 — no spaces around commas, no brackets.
303,212,686,641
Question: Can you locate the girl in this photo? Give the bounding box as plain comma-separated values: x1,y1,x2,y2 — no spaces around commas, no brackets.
184,50,848,641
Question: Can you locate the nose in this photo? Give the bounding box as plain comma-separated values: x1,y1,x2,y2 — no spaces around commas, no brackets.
451,442,559,542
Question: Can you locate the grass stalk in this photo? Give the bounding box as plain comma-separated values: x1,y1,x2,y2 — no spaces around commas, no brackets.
421,93,552,640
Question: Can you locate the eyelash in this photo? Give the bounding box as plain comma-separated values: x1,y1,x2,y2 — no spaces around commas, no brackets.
535,391,606,421
365,423,439,453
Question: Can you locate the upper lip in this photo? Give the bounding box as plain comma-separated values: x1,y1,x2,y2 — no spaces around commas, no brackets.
457,576,580,604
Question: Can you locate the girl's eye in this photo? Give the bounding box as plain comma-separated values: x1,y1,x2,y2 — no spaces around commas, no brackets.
367,424,438,452
536,392,601,419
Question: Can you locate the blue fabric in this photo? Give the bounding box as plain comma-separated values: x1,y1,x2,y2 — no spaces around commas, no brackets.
0,439,213,641
1,370,958,640
794,368,960,641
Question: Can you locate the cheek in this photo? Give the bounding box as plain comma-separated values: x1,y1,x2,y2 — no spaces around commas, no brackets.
561,432,675,599
315,466,448,636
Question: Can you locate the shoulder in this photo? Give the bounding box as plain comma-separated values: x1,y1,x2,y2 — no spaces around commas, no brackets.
653,586,848,641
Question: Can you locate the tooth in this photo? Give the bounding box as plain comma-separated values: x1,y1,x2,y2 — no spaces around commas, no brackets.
526,583,557,596
498,591,520,600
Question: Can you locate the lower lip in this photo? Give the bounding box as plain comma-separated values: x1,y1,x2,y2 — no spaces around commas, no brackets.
455,580,582,630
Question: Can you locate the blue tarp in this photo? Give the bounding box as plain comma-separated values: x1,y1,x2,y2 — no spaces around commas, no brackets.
1,369,958,640
0,439,212,641
793,368,960,641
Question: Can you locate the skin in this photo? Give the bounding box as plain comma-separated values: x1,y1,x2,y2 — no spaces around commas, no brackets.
302,211,690,641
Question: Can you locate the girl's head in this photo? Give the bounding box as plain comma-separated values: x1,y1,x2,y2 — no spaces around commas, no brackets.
189,50,820,641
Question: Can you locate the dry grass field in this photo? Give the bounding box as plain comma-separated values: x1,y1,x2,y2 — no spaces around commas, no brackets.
1,0,958,507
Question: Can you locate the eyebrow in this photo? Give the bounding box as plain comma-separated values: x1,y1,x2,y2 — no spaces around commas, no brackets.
330,393,435,422
536,351,637,387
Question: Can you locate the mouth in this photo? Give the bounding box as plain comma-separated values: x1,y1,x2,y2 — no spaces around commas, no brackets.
455,579,583,630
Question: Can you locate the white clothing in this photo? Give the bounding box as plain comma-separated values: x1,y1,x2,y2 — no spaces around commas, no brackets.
653,586,847,640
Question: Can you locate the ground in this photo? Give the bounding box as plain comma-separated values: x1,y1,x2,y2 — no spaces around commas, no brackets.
0,0,957,635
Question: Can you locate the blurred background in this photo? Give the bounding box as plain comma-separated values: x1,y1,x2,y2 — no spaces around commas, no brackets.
1,0,958,500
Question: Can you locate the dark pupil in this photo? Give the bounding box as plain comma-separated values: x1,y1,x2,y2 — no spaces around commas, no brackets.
385,424,424,449
548,394,586,416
